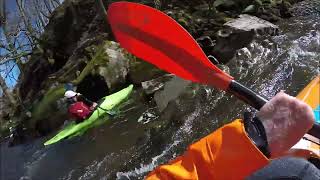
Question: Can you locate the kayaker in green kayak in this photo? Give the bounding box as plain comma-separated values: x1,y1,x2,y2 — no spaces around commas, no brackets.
64,90,98,123
44,84,133,146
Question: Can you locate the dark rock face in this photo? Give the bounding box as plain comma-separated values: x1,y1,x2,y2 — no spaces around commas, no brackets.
0,97,11,121
76,74,109,102
19,53,54,101
19,0,108,102
212,28,254,63
41,0,100,63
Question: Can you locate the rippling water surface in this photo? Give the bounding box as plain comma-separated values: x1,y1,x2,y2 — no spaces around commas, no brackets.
1,16,319,180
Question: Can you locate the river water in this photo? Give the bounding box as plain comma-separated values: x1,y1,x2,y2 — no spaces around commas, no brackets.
1,15,319,180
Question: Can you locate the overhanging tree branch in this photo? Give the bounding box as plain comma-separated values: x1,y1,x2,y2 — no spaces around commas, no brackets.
0,52,32,65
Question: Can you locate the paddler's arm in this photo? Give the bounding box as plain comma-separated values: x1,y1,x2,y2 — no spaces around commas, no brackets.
76,95,94,106
146,92,315,180
76,95,98,110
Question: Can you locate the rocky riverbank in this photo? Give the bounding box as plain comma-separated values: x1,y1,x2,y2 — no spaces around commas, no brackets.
0,0,312,145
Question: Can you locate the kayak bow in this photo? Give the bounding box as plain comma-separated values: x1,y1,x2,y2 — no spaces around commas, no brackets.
293,76,320,156
296,76,320,138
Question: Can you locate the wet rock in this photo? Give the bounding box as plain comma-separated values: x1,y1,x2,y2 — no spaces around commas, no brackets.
7,122,39,147
141,74,175,95
208,55,220,64
96,41,130,92
214,0,239,12
154,76,192,112
211,14,279,63
214,0,297,22
211,28,253,63
224,14,279,36
196,36,216,54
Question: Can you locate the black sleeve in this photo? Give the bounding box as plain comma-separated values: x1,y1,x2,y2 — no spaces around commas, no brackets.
77,95,93,106
308,157,320,169
243,112,271,158
67,98,76,105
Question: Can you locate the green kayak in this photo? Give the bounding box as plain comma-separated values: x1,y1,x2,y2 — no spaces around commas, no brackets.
44,84,134,146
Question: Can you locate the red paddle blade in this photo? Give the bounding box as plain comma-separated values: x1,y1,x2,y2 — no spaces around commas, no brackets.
107,2,233,90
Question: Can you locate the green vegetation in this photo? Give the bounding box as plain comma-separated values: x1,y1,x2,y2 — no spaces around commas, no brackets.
72,42,110,85
29,85,65,127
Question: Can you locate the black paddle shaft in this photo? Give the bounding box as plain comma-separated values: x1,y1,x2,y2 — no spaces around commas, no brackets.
227,80,320,139
227,80,268,110
83,96,114,116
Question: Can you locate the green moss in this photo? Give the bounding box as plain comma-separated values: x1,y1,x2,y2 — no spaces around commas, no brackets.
30,85,65,126
72,42,110,85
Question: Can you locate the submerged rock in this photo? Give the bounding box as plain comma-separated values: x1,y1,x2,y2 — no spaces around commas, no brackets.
154,76,192,112
141,74,175,95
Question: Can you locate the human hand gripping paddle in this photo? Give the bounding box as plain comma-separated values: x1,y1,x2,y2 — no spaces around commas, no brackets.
106,2,320,138
83,96,116,116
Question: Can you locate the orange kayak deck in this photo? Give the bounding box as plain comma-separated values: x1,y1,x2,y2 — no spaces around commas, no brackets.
292,76,320,156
